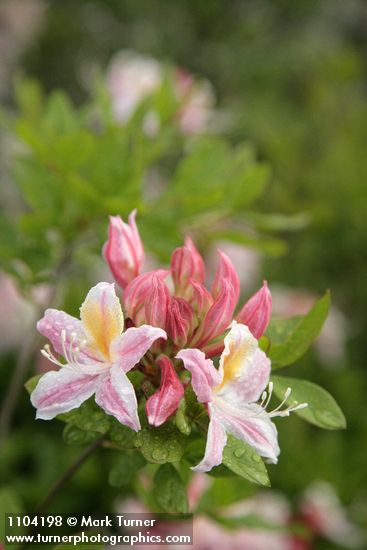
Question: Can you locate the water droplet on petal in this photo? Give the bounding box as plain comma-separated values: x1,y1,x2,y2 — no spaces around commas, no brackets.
234,448,245,458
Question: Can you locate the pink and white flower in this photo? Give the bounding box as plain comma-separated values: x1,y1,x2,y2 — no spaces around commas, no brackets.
31,282,166,430
177,321,307,472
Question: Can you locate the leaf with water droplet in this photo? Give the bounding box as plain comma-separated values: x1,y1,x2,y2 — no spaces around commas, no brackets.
135,425,186,464
222,435,270,487
62,424,101,445
272,375,346,430
108,417,137,449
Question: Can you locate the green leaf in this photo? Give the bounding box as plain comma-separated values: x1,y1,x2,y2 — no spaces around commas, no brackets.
213,230,287,256
272,375,346,430
222,435,270,487
135,425,186,464
62,424,101,445
25,374,42,394
108,452,146,488
59,399,111,434
153,464,188,513
266,291,330,368
108,418,137,449
175,398,192,435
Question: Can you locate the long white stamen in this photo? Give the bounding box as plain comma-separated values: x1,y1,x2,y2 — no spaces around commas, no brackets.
263,381,273,410
258,382,308,419
68,332,77,362
270,387,292,414
259,390,267,408
41,346,64,368
41,329,85,371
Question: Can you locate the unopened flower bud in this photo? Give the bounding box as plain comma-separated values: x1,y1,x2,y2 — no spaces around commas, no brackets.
103,210,144,289
146,355,184,426
171,237,205,297
236,281,272,339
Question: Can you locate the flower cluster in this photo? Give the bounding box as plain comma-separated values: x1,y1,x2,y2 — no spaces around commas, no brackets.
31,210,307,472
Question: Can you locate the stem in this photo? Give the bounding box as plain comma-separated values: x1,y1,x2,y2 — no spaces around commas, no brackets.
36,436,104,514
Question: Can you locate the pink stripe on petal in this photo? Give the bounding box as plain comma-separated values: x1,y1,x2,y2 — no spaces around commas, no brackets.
95,364,140,431
192,405,227,472
215,399,280,464
37,309,84,356
31,368,99,420
110,324,166,372
176,349,221,403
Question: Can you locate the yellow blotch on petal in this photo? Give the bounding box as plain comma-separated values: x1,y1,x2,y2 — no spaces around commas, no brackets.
215,322,257,392
80,283,124,359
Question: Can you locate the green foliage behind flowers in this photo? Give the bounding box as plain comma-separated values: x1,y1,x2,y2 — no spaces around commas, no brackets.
0,76,287,292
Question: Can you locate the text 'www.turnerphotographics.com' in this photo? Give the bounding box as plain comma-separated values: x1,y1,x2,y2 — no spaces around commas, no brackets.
5,513,194,546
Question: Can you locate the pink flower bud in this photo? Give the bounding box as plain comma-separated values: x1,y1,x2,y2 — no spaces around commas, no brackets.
236,281,272,339
171,237,205,297
146,355,184,427
189,280,213,319
211,250,240,304
123,270,169,324
103,210,144,289
166,297,194,348
144,276,170,330
192,280,236,348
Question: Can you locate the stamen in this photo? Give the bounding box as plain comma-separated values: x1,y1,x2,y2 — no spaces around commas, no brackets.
258,382,308,419
259,390,267,408
263,381,273,410
270,387,292,414
40,346,64,368
68,332,76,361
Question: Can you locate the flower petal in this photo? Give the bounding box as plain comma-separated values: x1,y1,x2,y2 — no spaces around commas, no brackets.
110,324,166,372
30,368,99,420
214,399,280,464
211,250,240,304
80,282,124,358
176,348,221,403
192,280,236,348
37,308,104,366
216,321,270,403
192,404,227,472
146,356,184,427
171,237,205,298
95,364,140,431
